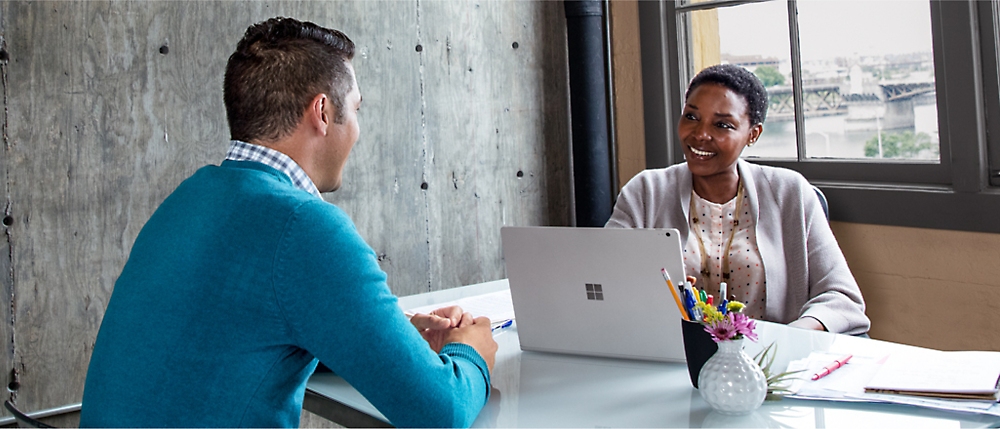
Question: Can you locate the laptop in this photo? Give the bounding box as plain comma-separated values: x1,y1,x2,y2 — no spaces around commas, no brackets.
500,226,687,362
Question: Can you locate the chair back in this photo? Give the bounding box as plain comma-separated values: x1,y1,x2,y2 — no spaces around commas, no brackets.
813,185,830,220
4,400,53,428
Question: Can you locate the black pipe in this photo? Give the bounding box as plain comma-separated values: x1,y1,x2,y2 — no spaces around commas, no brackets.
565,0,613,227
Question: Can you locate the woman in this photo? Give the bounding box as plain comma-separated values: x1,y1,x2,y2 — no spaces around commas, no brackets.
606,64,869,335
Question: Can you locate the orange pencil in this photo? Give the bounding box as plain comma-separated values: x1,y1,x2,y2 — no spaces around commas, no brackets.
661,268,690,321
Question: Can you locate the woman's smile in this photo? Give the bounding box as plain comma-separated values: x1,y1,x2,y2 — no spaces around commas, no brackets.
688,146,716,158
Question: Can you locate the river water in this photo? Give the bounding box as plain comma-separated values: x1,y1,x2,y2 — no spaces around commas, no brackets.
742,103,939,161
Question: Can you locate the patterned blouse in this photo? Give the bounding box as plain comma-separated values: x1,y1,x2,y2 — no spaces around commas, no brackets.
684,189,767,318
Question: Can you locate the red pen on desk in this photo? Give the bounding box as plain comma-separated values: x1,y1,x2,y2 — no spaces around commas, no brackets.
811,354,853,380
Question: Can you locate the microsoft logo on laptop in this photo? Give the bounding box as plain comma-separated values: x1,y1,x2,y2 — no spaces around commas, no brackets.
585,283,604,301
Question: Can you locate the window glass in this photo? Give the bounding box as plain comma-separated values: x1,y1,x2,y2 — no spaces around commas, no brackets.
689,1,796,159
684,0,939,162
797,0,938,161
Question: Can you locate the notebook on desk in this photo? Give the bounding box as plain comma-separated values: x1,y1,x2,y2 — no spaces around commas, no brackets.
500,226,688,362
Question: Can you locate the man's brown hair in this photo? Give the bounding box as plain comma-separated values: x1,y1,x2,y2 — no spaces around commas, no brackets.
224,17,355,143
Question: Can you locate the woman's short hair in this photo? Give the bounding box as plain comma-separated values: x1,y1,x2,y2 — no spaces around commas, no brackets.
224,17,355,143
685,64,768,126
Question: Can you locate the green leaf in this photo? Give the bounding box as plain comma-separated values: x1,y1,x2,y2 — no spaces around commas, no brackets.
753,342,802,401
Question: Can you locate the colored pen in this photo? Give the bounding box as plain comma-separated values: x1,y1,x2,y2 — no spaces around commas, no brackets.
681,283,693,309
811,354,853,380
698,289,707,304
661,268,691,321
684,281,698,307
680,285,696,320
719,282,729,314
680,287,692,316
683,282,699,321
491,319,513,333
684,291,701,322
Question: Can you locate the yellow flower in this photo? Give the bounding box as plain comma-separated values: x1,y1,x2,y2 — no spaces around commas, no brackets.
727,301,746,313
696,302,724,323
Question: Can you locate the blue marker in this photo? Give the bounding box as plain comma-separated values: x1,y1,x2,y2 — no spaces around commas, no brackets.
491,319,513,333
682,282,698,321
719,282,729,315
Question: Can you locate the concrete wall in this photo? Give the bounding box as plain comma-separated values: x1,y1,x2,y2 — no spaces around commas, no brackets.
0,1,570,424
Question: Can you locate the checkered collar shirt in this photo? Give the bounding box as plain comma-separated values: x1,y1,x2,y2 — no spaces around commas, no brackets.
224,140,322,198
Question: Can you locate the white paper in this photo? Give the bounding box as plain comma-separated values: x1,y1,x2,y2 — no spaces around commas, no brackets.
786,351,884,399
784,351,1000,417
404,289,515,326
845,393,1000,417
865,350,1000,395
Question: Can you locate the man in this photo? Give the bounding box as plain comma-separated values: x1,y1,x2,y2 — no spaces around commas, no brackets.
81,17,497,428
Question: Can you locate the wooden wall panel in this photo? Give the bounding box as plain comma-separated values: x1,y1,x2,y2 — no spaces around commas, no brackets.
609,0,645,190
0,0,569,424
831,221,1000,351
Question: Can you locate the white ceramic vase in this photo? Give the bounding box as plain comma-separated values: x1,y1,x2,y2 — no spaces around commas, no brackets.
697,338,767,415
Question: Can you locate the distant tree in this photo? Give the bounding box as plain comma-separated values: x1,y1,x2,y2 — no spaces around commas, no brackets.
754,66,785,87
870,67,893,81
864,130,936,158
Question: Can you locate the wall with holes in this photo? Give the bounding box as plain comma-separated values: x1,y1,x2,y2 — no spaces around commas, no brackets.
0,1,570,424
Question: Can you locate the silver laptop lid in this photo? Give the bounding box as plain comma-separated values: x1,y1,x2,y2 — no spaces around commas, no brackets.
501,226,687,362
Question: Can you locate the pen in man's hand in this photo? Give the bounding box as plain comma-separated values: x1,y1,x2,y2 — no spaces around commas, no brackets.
811,354,853,380
491,319,513,333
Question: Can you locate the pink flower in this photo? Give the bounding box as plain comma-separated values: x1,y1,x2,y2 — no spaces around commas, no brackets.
732,312,758,342
705,323,737,342
703,312,758,343
705,317,738,342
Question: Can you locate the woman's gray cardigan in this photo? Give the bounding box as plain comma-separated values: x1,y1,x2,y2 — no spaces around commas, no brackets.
606,159,870,335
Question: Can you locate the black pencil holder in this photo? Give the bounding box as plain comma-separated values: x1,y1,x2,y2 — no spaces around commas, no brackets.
681,319,718,389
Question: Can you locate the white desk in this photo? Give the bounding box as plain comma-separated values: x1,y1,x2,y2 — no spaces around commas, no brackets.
304,280,1000,428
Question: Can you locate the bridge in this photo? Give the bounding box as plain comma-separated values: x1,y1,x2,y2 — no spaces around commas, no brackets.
766,82,934,128
880,82,935,101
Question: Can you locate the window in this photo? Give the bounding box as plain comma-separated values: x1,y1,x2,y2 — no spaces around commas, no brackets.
636,0,1000,233
695,1,939,162
981,1,1000,187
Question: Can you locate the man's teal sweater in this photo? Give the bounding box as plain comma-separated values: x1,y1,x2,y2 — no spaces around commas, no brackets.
81,160,490,428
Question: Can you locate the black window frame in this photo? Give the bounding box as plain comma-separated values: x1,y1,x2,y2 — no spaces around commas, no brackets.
638,0,1000,234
